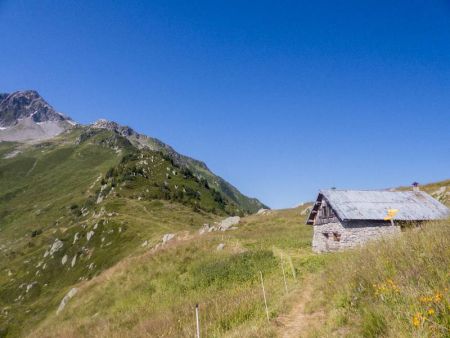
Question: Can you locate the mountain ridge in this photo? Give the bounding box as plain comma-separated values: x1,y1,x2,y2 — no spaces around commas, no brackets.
0,90,267,212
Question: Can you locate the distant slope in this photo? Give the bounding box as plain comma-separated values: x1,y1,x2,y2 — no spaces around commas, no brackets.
89,119,267,213
0,90,267,213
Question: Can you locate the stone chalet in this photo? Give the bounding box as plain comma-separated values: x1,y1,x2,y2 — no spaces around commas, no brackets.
306,189,449,253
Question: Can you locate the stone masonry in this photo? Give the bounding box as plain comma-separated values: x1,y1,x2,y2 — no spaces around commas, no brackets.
312,221,401,253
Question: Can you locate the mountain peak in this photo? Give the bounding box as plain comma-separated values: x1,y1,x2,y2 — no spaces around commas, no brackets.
0,90,72,127
0,90,76,142
91,119,135,137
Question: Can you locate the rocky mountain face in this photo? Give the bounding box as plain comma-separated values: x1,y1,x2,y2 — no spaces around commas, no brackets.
0,91,75,142
88,119,267,212
0,90,71,127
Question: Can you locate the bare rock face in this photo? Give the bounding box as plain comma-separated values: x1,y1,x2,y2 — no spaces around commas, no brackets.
0,90,75,142
0,91,70,127
91,119,135,137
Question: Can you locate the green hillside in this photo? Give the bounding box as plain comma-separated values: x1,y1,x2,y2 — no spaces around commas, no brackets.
0,127,249,337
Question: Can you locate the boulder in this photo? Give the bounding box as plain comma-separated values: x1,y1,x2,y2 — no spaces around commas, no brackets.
86,231,94,241
162,233,175,244
256,208,270,215
61,255,68,265
218,216,240,231
49,239,64,256
199,224,211,235
71,255,77,268
73,232,80,244
56,288,78,315
26,282,37,293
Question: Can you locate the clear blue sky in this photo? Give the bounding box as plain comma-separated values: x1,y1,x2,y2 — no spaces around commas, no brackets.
1,1,449,208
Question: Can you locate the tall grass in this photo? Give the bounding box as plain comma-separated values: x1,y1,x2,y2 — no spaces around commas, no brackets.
308,221,450,337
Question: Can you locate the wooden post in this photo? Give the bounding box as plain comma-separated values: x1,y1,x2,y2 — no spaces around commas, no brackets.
288,255,297,281
281,254,288,294
259,271,270,322
195,304,200,338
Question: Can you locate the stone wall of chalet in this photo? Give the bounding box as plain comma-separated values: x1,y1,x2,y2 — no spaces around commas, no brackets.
312,220,401,253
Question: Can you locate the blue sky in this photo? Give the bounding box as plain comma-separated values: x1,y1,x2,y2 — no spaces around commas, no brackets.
1,1,449,208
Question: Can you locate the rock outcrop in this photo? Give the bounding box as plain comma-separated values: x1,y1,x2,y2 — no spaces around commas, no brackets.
49,239,64,256
218,216,240,231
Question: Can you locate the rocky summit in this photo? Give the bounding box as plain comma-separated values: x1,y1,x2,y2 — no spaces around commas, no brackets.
0,90,71,127
91,119,135,137
0,90,75,142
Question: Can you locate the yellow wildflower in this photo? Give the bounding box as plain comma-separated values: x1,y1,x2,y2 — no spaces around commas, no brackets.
434,292,443,303
427,308,435,316
419,296,432,303
412,312,423,328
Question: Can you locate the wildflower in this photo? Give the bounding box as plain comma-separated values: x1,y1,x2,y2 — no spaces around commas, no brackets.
427,308,435,316
412,312,423,328
434,292,443,303
419,296,433,303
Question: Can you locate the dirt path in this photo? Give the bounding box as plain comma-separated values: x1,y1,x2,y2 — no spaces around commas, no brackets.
276,279,325,338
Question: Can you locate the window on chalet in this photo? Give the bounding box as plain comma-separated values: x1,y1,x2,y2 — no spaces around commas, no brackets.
322,205,328,218
322,205,334,218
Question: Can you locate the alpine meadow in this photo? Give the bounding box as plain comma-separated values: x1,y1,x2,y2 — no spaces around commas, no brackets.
1,1,450,337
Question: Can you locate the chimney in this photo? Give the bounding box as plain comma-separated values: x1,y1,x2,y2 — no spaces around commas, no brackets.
412,182,419,191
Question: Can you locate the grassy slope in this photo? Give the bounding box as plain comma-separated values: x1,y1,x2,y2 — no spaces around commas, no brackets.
0,128,238,337
27,208,323,338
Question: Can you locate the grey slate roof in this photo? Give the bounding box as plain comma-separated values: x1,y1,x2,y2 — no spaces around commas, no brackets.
310,190,449,222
